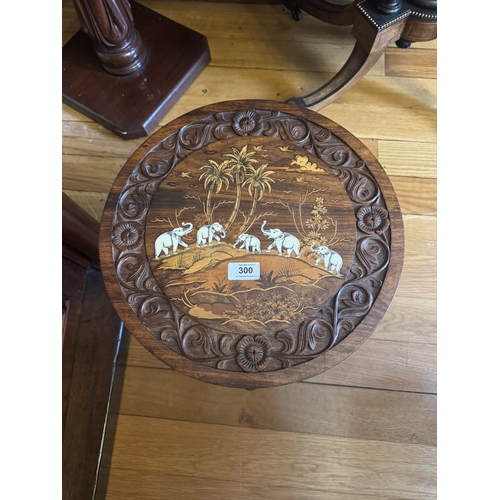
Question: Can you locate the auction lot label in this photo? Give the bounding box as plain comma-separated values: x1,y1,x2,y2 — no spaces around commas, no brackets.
228,262,260,280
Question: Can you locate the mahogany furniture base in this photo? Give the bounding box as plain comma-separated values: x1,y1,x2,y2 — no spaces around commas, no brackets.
99,100,404,390
284,0,437,110
63,193,129,500
62,1,211,139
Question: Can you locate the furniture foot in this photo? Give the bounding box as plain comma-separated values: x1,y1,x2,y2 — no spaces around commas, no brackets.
287,41,384,110
283,0,303,21
396,38,412,48
283,0,359,26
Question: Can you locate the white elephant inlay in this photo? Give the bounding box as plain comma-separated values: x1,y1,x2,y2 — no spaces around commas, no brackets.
154,222,193,258
310,242,343,276
233,233,262,254
261,220,301,258
196,222,226,247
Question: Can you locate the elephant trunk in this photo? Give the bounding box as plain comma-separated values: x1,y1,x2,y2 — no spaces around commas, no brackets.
181,222,193,234
261,220,271,236
220,228,226,238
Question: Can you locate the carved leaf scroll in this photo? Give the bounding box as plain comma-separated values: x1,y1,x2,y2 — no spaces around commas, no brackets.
110,108,393,373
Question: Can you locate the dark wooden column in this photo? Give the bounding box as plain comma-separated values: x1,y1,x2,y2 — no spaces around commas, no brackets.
71,0,147,76
62,1,211,139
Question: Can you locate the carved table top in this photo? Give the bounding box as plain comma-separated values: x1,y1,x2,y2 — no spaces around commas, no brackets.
99,100,404,389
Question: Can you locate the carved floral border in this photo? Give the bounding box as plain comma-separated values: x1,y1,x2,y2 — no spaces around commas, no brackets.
110,108,392,373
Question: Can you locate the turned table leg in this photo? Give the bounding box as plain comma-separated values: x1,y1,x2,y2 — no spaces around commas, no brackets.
71,0,147,77
62,0,211,139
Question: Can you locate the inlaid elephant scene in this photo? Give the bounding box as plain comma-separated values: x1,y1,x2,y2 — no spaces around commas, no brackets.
144,137,358,333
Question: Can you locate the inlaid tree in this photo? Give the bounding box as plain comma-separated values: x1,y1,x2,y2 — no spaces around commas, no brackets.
239,163,275,233
199,159,232,223
223,145,258,230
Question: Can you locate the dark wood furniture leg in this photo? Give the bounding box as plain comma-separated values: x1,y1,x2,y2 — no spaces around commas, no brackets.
285,0,437,110
62,0,211,140
62,193,129,500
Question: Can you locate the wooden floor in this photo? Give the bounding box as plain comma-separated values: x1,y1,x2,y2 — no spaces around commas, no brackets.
62,1,436,498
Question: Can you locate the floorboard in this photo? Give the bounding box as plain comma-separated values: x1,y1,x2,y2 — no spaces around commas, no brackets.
118,366,436,444
108,414,437,499
62,1,437,498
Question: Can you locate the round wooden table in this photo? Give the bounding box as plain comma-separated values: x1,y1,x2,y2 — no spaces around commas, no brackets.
100,100,404,389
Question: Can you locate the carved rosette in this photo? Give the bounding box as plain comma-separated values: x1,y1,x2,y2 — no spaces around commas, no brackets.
110,108,392,373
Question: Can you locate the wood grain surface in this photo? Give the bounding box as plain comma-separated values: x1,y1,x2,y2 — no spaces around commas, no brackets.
62,0,436,497
98,99,405,389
